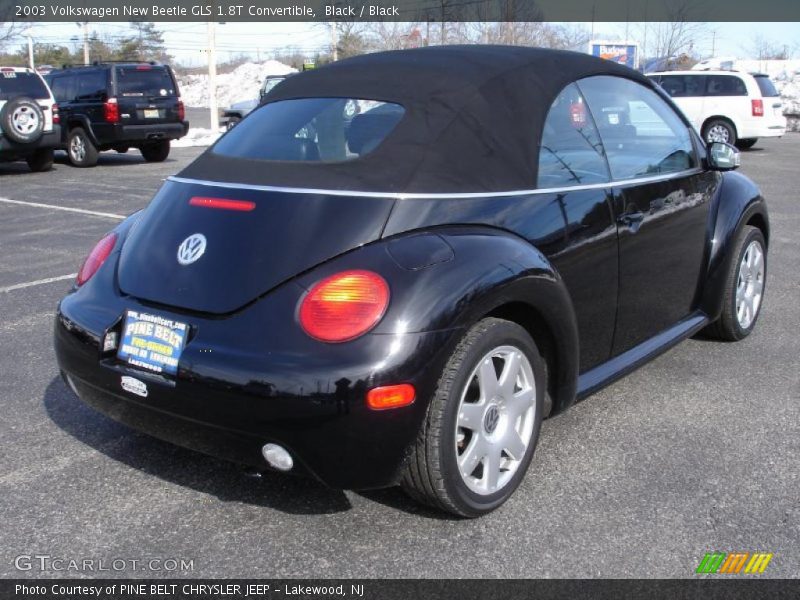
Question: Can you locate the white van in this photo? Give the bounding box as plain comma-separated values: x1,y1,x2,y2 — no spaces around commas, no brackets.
648,70,786,149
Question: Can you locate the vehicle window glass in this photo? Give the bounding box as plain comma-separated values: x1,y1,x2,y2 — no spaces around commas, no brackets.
0,71,49,101
213,98,404,162
579,75,697,180
754,75,779,97
262,78,285,94
49,75,75,102
537,83,610,188
658,75,705,98
116,66,176,97
75,71,107,99
705,75,747,96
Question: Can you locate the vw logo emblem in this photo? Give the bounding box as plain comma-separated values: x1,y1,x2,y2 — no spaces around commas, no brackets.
483,405,500,434
177,233,207,265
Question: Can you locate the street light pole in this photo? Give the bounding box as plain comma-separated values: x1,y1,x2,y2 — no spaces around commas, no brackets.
207,21,219,131
27,35,34,69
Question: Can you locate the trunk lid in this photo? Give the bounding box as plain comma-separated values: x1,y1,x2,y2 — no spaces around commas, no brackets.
117,179,395,314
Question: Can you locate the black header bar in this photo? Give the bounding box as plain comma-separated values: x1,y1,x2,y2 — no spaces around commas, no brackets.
2,0,800,23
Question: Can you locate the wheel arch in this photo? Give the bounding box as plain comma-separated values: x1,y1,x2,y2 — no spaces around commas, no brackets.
701,115,739,141
66,116,100,146
699,171,769,320
428,228,580,417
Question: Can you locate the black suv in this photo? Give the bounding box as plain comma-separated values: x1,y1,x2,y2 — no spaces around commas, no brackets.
46,62,188,167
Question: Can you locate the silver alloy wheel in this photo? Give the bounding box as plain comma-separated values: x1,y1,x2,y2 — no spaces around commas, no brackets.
69,133,86,163
455,345,536,495
707,124,731,143
736,240,765,329
11,105,39,135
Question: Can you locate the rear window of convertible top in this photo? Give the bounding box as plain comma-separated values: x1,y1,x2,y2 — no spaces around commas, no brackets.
212,98,405,162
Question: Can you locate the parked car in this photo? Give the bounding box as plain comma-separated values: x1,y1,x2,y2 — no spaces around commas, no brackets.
0,66,60,172
220,98,259,131
45,61,189,167
221,74,294,130
647,70,786,149
55,47,769,517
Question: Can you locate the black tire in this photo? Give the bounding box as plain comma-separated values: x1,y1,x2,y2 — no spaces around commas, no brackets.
114,146,130,154
26,148,54,172
66,127,99,167
140,140,170,162
401,318,545,517
735,138,758,150
226,116,241,131
703,119,737,146
704,226,767,341
0,97,45,144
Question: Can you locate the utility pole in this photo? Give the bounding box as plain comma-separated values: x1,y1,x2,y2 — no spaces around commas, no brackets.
27,35,34,69
330,22,338,61
207,21,219,131
81,22,89,65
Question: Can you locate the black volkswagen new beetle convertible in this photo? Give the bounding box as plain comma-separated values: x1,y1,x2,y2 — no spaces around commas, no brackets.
55,46,768,517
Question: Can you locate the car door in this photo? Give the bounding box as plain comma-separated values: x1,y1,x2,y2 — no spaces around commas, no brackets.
578,75,716,355
656,74,706,132
72,70,109,130
535,82,618,370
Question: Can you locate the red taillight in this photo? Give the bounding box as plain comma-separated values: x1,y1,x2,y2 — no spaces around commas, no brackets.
104,98,119,123
52,103,60,125
752,99,764,117
367,384,416,410
189,196,255,211
177,99,185,122
299,270,389,343
76,233,117,286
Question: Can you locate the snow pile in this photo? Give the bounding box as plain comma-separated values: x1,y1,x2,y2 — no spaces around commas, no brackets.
178,60,296,108
173,127,223,148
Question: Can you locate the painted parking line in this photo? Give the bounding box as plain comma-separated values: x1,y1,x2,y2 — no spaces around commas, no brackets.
0,197,125,220
0,274,77,294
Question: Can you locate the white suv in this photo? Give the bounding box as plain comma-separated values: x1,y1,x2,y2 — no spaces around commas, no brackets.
0,66,60,171
648,70,786,149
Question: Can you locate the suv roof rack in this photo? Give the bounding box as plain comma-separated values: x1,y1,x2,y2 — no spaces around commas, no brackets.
59,60,161,69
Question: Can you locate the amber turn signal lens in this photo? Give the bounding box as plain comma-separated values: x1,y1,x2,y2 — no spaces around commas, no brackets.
367,384,416,410
299,270,389,343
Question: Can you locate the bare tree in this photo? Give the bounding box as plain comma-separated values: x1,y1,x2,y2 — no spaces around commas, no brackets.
0,12,18,51
751,34,791,60
632,0,708,63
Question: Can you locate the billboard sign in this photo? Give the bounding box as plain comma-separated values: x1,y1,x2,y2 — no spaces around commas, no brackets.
590,41,639,69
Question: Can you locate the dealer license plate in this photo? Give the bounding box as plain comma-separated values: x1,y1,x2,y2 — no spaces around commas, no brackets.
117,310,188,376
143,109,159,118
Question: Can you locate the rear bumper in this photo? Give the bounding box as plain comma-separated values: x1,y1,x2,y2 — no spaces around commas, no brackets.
54,290,457,490
0,126,60,157
738,118,787,139
76,121,189,147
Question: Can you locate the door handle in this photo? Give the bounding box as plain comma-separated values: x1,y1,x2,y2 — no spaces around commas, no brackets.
618,211,645,227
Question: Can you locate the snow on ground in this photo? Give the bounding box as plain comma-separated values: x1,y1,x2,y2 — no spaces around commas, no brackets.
178,59,296,108
173,127,223,148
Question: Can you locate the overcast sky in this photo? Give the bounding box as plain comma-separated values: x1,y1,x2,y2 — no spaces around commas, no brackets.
15,21,800,67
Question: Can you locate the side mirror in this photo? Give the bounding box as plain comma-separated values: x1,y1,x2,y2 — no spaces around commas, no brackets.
707,142,741,171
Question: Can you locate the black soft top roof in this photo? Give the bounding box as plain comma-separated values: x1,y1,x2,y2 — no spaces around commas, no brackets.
180,45,654,194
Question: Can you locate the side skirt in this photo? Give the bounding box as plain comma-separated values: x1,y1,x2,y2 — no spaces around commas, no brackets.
576,312,710,400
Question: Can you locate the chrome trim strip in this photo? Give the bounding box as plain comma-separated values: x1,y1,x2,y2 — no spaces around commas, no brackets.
168,168,704,200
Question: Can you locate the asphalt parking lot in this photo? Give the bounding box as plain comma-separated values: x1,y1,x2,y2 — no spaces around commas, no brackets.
1,138,798,579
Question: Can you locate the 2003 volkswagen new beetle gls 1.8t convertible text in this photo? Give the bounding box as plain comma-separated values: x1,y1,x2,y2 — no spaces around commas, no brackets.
55,46,769,517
